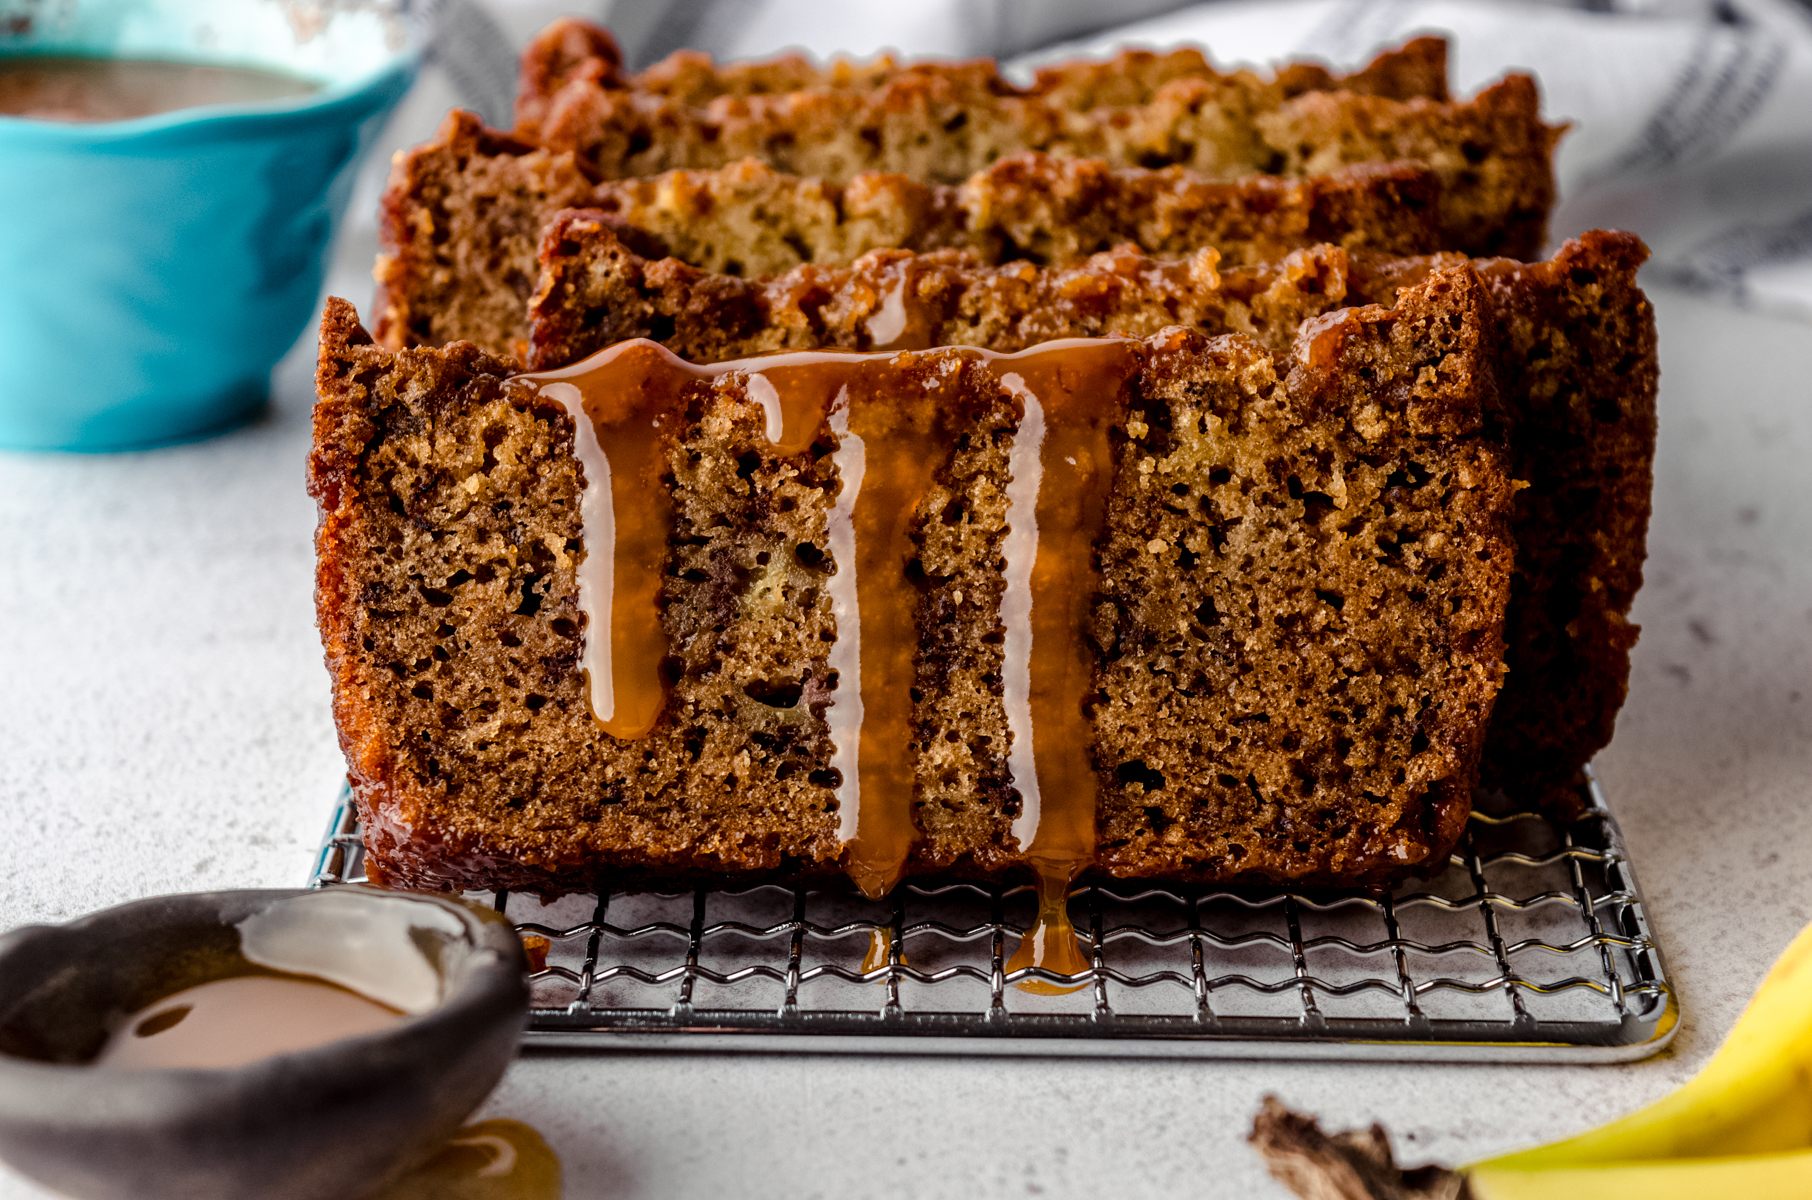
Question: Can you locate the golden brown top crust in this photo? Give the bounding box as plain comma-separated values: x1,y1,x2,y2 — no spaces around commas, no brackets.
514,18,625,143
516,20,1449,132
1029,34,1450,110
635,50,1017,107
507,23,1555,257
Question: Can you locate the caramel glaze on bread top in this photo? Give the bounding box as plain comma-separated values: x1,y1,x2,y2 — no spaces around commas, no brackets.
309,266,1514,896
525,218,1656,818
509,20,1556,257
372,113,1443,360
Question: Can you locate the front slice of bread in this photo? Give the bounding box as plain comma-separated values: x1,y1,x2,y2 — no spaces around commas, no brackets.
526,222,1657,821
1092,274,1512,886
311,301,848,892
312,268,1512,894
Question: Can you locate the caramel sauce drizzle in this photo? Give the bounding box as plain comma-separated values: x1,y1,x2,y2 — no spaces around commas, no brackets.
717,353,960,897
861,258,938,353
825,364,959,897
1005,870,1090,995
992,341,1139,991
522,345,854,739
522,342,689,739
522,337,1136,934
860,927,906,977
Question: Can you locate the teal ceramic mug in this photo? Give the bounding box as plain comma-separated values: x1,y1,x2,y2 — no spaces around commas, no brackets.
0,0,419,451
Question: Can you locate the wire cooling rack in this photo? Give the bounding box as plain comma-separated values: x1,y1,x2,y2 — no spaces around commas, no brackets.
311,767,1674,1062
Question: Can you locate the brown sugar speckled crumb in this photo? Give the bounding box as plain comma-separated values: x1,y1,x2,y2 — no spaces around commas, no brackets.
311,264,1514,895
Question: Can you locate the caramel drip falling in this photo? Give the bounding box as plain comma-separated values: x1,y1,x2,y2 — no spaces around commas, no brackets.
526,344,879,741
835,368,957,897
523,341,692,739
1005,871,1091,995
859,926,909,977
993,340,1139,991
750,353,960,896
720,353,952,896
523,342,947,896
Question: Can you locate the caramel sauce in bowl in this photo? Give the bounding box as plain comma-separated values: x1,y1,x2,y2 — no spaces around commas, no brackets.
0,887,529,1200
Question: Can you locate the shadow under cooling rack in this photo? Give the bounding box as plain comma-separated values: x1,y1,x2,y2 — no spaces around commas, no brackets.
312,767,1675,1062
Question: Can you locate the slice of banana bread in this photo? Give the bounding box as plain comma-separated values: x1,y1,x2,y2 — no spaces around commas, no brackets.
372,112,1442,359
513,19,1450,139
587,154,1442,277
516,21,1556,257
525,219,1656,818
311,264,1513,895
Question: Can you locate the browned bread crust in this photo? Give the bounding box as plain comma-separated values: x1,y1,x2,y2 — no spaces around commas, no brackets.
525,220,1655,818
372,110,1443,359
372,114,597,363
516,21,1555,256
592,154,1444,276
312,267,1513,895
523,209,1432,368
1345,235,1657,812
1476,237,1656,809
515,20,1450,131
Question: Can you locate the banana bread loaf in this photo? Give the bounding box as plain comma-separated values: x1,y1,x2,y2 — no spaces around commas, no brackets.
310,264,1514,896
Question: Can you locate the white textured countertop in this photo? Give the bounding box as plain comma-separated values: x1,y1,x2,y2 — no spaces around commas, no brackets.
2,230,1809,1196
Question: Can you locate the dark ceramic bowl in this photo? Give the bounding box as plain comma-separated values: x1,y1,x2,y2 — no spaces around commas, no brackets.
0,887,528,1200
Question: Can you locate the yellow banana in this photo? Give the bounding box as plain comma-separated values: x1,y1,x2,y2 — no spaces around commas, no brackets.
1468,1149,1812,1199
1255,925,1812,1199
1476,919,1812,1172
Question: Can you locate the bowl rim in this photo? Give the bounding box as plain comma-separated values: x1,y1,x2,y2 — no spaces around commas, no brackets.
0,885,527,1082
0,41,422,141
